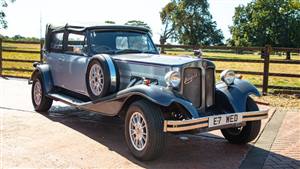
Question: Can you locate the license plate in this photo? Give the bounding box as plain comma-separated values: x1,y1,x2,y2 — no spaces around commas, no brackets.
208,113,242,128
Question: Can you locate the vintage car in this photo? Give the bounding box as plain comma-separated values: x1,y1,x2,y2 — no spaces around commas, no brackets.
29,24,268,161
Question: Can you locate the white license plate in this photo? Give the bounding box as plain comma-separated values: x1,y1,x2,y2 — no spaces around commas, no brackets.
208,113,242,128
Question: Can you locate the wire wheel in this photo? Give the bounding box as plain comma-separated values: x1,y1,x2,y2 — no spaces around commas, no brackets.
129,111,148,151
33,79,42,106
89,64,104,96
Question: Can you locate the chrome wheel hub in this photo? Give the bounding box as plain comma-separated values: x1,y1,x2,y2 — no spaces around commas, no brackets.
129,112,148,151
33,79,42,106
89,64,104,96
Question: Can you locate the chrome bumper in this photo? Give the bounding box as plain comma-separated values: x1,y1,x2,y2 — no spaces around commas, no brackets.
163,109,269,132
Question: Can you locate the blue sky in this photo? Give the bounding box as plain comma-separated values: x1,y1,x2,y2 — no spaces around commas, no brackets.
0,0,252,43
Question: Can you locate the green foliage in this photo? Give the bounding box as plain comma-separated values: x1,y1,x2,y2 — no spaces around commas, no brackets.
160,0,224,45
0,0,15,29
230,0,300,47
159,2,177,45
125,20,152,33
104,20,115,24
2,34,40,41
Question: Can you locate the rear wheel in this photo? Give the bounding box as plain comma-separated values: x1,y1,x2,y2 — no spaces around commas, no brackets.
125,100,166,161
31,75,53,113
221,97,261,144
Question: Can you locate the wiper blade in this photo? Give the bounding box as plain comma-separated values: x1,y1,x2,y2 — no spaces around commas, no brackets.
115,49,143,54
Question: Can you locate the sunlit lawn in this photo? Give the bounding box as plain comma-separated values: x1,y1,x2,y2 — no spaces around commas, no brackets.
2,43,300,88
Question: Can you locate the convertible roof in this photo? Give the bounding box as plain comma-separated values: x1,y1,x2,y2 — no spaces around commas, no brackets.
48,24,150,33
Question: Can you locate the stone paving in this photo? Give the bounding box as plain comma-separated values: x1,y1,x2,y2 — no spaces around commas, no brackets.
262,110,300,169
1,78,299,169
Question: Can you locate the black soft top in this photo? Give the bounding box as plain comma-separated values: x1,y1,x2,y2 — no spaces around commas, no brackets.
48,24,150,33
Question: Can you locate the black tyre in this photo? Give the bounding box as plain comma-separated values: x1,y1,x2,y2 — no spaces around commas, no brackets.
221,97,261,144
125,100,166,161
31,74,53,113
86,59,111,100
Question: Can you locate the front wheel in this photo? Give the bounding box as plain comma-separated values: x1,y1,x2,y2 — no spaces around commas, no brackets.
125,100,166,161
221,97,261,144
31,75,53,113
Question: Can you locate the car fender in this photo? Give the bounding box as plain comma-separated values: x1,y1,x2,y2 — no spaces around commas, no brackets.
216,78,260,113
80,85,200,118
29,64,53,94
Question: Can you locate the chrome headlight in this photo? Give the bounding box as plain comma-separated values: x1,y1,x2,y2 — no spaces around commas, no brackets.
220,70,235,85
165,71,181,88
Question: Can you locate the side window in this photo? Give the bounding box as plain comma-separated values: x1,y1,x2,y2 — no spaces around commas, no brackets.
67,33,86,54
50,32,64,51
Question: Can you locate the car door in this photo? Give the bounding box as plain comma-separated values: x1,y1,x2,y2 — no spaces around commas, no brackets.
45,31,67,88
61,31,90,96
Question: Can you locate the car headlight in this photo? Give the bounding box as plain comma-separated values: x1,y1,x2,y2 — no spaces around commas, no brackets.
165,71,181,88
220,70,235,85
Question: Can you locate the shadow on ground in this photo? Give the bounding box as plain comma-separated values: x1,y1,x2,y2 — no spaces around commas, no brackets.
42,105,299,169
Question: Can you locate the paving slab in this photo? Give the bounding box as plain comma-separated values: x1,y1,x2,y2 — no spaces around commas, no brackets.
0,78,274,168
262,110,300,169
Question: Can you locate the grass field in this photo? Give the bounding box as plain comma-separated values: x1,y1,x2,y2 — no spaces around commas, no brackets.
2,42,300,88
2,42,300,108
167,50,300,88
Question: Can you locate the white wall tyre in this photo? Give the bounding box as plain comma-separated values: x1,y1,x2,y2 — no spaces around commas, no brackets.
31,75,53,113
125,100,166,161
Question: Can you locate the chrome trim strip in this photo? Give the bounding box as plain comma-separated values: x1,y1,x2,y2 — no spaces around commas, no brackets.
164,109,269,132
102,54,117,92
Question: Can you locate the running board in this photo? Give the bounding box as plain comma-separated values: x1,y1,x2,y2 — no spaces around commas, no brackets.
47,93,85,107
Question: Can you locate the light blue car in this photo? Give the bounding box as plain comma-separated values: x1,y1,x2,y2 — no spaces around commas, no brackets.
29,24,268,161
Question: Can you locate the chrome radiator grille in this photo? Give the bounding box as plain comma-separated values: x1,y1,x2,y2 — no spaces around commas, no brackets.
205,68,215,107
183,68,202,108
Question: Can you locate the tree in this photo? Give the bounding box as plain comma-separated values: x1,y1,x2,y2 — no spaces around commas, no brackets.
0,0,15,29
160,0,224,45
125,20,152,33
105,20,115,24
230,0,300,48
159,2,177,46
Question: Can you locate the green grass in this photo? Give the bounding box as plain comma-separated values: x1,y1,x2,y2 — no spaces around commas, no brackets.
2,43,300,89
166,51,300,88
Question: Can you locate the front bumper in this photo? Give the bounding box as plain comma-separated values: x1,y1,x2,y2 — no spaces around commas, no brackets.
163,109,269,132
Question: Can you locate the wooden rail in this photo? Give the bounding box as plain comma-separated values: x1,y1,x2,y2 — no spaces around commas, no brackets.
0,39,299,95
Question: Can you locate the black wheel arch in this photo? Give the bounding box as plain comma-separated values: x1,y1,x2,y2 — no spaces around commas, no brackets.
29,64,54,94
118,94,193,121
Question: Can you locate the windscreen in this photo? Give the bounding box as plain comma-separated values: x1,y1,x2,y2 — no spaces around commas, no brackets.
90,31,157,54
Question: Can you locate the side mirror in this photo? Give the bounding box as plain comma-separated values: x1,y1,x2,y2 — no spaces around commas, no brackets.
194,49,203,58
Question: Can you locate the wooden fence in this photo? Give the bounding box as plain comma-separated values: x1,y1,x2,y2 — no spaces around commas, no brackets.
158,44,300,95
0,39,299,95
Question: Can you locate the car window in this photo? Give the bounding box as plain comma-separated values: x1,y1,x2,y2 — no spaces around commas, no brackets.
67,33,86,55
90,31,157,54
116,36,128,49
50,32,64,51
116,35,149,51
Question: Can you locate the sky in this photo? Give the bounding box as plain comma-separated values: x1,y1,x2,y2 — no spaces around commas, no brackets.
0,0,252,43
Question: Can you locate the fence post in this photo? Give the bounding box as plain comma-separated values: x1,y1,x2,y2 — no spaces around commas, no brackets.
286,51,291,60
262,45,271,95
40,40,44,63
0,38,2,76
